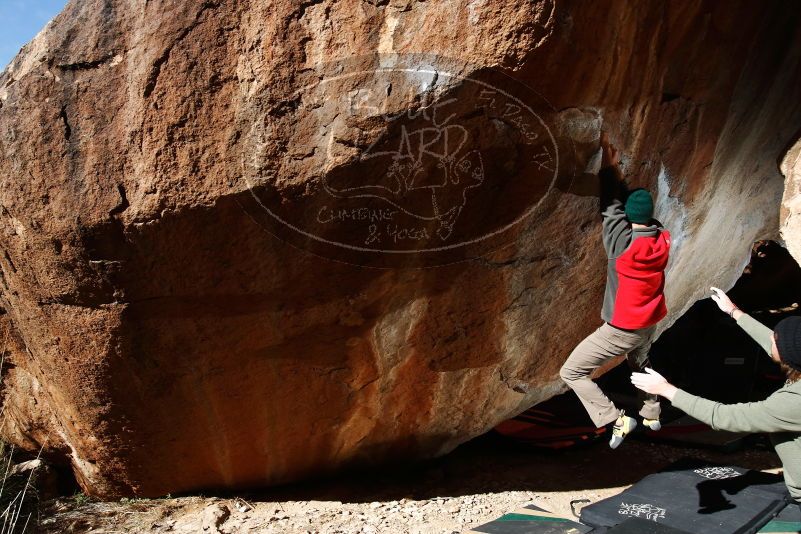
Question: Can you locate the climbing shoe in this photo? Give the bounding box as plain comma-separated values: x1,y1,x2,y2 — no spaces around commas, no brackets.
643,418,662,431
609,411,637,449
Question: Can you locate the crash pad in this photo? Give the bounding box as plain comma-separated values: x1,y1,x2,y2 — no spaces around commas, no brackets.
467,504,594,534
606,517,691,533
580,459,790,534
759,504,801,533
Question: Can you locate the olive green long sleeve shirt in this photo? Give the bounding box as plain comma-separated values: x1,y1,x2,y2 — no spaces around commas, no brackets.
672,313,801,502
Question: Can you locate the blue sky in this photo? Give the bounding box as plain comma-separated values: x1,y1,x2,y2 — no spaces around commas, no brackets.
0,0,68,69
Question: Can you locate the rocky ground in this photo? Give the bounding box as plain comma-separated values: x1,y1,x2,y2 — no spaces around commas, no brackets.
36,432,781,533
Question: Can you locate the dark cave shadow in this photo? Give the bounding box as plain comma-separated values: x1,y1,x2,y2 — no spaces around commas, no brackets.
200,432,783,505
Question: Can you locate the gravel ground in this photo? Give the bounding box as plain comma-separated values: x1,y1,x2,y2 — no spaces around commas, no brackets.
38,433,782,533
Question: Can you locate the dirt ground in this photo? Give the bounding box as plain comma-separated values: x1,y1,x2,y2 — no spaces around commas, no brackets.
36,432,782,533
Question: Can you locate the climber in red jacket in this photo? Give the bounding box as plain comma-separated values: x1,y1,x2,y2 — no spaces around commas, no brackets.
560,132,671,449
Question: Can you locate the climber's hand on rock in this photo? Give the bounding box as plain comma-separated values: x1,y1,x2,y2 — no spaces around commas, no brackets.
600,131,620,168
631,368,678,400
710,286,738,315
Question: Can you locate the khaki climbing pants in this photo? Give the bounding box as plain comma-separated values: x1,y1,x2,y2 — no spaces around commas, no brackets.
560,322,660,428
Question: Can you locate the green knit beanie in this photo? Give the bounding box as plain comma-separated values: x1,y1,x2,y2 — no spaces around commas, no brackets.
625,188,654,224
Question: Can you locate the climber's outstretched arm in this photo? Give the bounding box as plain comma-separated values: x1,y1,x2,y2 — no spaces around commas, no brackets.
599,132,631,255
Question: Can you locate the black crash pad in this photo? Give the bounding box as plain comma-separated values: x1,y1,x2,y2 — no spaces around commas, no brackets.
580,459,790,534
606,517,691,533
494,392,606,450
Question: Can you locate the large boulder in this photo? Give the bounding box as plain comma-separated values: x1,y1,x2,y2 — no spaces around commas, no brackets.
0,0,800,498
782,135,801,262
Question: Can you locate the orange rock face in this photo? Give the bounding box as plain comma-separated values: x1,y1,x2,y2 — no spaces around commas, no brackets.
0,0,800,498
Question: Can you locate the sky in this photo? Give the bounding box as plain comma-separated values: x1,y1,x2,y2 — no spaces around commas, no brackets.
0,0,68,70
